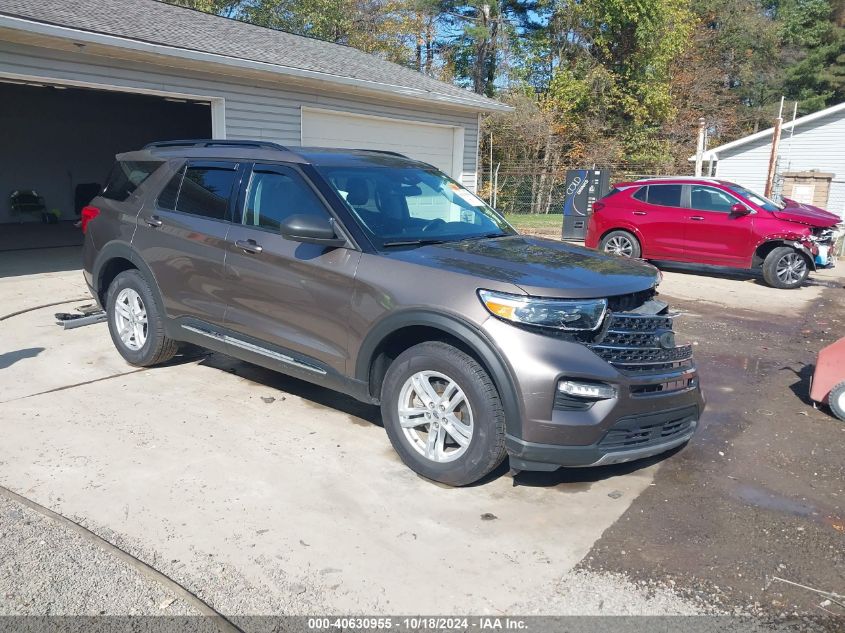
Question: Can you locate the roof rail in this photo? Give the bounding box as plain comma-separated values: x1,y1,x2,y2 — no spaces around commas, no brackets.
636,176,720,183
353,149,409,158
144,139,289,151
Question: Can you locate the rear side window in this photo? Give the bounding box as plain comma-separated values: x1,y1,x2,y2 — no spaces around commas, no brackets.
101,161,163,201
645,184,682,207
632,187,648,202
177,165,238,220
155,162,238,220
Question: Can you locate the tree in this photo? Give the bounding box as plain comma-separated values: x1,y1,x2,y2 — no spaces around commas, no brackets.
165,0,242,15
777,0,845,111
441,0,538,96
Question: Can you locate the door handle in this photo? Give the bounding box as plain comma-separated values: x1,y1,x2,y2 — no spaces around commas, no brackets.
235,239,263,254
633,211,647,216
690,216,705,221
145,215,163,228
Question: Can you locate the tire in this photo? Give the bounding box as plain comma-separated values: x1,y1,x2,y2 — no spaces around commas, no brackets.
380,341,507,486
106,269,178,367
762,246,809,289
829,381,845,422
599,230,641,258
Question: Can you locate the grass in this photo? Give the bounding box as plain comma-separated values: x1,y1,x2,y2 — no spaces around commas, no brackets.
504,213,563,235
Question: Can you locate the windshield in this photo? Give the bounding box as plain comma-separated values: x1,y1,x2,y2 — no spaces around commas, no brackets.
316,164,516,248
727,184,782,212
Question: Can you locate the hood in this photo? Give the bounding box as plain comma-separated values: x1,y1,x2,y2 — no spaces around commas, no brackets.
382,235,660,298
773,199,840,228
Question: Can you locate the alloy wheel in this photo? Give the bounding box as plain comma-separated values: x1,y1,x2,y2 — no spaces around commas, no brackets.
604,235,634,257
397,370,474,463
113,288,148,351
775,252,807,285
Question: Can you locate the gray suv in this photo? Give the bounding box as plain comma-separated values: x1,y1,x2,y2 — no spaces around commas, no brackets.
82,140,704,486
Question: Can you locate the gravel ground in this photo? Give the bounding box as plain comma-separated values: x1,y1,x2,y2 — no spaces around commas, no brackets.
582,283,845,628
0,495,200,616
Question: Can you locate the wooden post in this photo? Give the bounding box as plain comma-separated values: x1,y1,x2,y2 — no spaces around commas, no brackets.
764,97,785,198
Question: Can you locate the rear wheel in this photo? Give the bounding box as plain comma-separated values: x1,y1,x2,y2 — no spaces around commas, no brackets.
829,382,845,421
762,246,809,289
381,341,507,486
600,230,641,258
106,270,177,366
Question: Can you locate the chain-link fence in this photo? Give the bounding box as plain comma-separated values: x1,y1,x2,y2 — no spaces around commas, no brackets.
477,162,692,214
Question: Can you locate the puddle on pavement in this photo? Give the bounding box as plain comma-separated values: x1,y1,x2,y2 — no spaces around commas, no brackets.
732,483,818,518
730,483,845,534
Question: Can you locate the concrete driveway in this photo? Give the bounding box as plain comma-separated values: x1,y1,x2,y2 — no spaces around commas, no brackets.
0,247,699,617
0,247,841,619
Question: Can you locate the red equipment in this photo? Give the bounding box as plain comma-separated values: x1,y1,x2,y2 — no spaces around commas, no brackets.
810,337,845,421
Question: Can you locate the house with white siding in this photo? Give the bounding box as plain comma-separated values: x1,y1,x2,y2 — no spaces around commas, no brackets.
700,101,845,219
0,0,508,225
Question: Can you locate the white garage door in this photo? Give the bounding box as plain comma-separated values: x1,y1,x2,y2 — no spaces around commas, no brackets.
301,108,461,178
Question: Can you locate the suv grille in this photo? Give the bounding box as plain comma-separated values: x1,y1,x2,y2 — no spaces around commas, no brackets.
588,313,693,374
598,405,698,450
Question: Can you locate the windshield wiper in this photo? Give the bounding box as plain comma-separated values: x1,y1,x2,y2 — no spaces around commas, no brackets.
458,232,508,242
382,238,448,247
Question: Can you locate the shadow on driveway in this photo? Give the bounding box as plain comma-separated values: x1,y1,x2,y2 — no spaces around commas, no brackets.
0,347,44,369
194,350,666,488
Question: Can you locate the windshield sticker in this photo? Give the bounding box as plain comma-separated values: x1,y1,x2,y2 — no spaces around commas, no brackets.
451,186,486,207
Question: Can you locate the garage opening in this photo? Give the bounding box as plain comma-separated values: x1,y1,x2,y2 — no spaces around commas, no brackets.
0,80,212,259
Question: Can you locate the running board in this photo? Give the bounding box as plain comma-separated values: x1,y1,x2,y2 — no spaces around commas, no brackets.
181,325,327,375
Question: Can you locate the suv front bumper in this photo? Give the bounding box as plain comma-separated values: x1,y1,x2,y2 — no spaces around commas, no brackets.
482,317,705,472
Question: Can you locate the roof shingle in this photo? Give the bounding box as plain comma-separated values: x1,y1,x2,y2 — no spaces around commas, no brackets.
0,0,505,110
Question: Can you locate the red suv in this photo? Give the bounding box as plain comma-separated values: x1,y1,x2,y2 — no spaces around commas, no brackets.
585,177,841,288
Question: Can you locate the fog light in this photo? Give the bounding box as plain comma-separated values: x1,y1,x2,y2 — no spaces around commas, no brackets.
558,380,616,400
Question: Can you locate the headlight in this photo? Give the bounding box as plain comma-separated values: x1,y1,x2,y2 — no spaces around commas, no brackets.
478,290,607,331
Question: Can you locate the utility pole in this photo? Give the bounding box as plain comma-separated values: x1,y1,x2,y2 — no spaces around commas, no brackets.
764,97,785,198
694,118,706,177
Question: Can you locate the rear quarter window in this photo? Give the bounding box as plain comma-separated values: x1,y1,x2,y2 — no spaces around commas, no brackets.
101,161,164,201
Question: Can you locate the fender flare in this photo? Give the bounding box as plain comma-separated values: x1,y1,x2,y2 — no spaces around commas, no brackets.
355,309,526,437
93,241,168,313
753,237,818,271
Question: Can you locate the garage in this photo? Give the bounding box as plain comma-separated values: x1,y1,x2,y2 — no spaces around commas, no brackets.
0,0,509,256
301,107,463,179
0,80,211,247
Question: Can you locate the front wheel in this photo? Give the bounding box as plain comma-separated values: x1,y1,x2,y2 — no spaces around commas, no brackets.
762,246,809,289
599,230,641,258
380,341,507,486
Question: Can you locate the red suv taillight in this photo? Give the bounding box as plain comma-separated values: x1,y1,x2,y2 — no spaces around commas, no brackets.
80,206,100,234
592,201,606,212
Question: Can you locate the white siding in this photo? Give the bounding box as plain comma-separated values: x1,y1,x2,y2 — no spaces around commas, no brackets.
0,39,480,189
715,108,845,218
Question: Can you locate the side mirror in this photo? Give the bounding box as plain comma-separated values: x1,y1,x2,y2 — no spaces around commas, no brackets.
730,202,752,215
280,214,347,248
